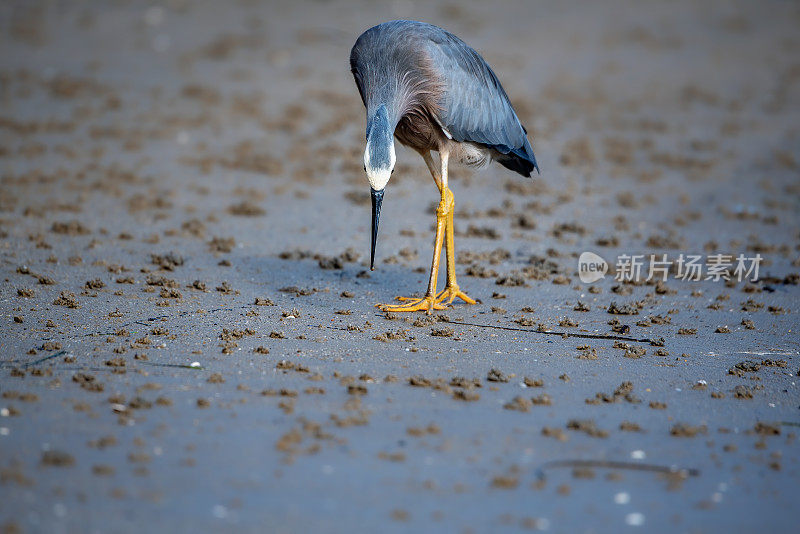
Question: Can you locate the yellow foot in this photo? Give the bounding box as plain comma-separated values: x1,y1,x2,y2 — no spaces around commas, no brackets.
376,295,446,314
434,284,477,306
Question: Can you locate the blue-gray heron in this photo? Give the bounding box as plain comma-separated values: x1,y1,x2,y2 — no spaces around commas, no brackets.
350,20,539,313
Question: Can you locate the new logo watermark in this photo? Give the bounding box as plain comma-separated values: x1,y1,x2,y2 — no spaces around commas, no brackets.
577,252,763,284
578,252,608,283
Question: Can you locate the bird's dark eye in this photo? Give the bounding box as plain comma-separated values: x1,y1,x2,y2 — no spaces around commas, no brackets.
391,169,394,175
363,165,367,173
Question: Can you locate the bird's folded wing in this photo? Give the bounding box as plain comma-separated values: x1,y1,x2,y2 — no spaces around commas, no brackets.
426,32,534,163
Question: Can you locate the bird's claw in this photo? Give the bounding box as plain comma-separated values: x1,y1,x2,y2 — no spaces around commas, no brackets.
375,285,475,314
393,295,424,302
433,284,476,306
376,295,447,314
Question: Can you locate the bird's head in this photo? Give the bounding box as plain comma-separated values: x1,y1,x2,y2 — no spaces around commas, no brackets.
364,105,396,270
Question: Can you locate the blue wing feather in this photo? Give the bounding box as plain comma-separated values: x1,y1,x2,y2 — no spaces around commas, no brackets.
423,27,539,175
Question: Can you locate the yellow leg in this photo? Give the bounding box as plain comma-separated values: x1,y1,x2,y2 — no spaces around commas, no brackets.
433,203,476,306
377,149,476,314
377,188,450,314
378,187,476,313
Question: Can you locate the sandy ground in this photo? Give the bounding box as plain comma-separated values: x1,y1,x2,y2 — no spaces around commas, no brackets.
1,1,799,532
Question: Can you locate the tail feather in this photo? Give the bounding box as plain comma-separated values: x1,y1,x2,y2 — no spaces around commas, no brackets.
490,139,540,178
496,152,535,177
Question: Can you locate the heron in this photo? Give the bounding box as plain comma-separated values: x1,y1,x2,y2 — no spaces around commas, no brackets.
350,20,539,313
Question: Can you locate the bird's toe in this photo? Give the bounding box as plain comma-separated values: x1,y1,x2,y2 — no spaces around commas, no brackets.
377,295,446,313
434,285,477,306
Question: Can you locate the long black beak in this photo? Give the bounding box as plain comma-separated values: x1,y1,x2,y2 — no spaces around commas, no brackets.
370,188,384,271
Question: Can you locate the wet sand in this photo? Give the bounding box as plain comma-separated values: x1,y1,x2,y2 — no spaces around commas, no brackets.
1,1,799,532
